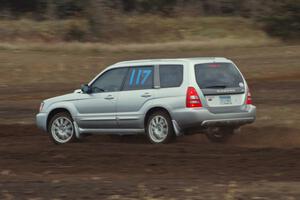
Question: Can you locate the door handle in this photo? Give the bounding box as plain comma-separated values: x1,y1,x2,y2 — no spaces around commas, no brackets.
141,93,151,98
104,95,114,100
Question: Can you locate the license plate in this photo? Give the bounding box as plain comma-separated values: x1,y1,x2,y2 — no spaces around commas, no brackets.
219,96,232,105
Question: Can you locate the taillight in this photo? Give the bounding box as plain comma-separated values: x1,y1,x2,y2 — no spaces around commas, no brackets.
186,87,202,108
246,90,252,105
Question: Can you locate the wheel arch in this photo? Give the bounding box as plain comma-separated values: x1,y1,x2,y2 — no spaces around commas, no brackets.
46,108,73,131
144,106,172,128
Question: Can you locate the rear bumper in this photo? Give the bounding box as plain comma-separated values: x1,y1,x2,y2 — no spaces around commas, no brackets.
201,117,254,127
171,105,256,131
36,112,48,132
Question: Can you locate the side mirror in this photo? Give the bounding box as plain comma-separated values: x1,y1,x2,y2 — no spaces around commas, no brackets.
81,84,91,94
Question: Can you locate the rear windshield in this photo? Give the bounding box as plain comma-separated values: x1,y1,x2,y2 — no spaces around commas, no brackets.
194,63,244,89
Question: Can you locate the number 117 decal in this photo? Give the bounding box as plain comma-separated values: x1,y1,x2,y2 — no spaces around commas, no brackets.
129,69,152,86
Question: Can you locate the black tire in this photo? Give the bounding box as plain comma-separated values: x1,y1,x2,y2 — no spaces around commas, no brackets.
48,112,77,145
146,111,175,144
205,127,234,143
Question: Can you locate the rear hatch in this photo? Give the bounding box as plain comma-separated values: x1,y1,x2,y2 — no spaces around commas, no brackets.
194,62,246,113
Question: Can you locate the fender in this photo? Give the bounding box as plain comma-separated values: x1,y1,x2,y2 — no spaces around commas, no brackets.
45,101,79,123
138,96,185,136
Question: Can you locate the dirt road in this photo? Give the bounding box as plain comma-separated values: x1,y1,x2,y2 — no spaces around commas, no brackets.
1,124,300,200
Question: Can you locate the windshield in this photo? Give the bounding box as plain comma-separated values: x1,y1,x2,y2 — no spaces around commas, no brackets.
194,63,244,89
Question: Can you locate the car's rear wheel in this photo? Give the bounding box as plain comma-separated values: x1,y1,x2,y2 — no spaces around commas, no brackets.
146,111,174,144
48,112,77,144
205,127,234,143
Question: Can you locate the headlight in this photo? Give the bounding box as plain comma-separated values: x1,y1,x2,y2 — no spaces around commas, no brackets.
39,102,44,112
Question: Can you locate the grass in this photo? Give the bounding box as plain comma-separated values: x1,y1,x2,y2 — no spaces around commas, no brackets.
0,19,90,42
0,38,280,54
0,16,277,44
0,16,281,55
121,16,272,42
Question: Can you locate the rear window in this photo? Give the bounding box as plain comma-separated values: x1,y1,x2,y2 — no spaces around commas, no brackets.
194,63,244,89
159,65,183,88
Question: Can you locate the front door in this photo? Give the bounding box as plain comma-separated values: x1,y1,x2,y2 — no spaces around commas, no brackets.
75,67,128,129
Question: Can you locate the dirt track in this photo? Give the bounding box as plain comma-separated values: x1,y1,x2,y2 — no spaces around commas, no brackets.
1,124,300,200
0,45,300,199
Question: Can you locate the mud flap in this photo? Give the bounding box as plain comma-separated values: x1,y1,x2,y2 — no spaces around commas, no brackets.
73,121,81,139
172,120,183,136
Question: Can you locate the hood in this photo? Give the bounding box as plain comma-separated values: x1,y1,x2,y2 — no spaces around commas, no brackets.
44,92,88,105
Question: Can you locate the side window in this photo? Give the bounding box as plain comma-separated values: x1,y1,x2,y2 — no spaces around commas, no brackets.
91,68,128,93
159,65,183,88
123,66,154,90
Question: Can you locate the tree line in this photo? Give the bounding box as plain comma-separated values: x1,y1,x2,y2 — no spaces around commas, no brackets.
0,0,298,39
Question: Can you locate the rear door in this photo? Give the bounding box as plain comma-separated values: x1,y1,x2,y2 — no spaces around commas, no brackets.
117,66,155,129
194,62,246,111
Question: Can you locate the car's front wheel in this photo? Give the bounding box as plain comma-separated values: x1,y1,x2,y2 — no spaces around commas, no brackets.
48,112,77,144
146,111,174,144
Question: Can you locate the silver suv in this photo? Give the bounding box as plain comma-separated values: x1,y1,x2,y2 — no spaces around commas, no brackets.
36,58,256,144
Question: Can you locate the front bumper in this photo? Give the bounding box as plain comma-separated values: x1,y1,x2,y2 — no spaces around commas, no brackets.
172,105,256,130
36,112,48,131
